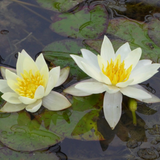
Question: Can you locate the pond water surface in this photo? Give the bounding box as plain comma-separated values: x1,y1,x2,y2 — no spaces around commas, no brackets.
1,0,160,160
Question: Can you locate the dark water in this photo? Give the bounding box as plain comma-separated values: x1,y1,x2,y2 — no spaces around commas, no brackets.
1,0,160,159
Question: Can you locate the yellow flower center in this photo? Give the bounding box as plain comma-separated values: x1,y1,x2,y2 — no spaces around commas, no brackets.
15,70,45,99
102,55,132,85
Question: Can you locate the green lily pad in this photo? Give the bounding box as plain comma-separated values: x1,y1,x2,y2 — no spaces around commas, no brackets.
85,38,126,54
106,18,160,62
148,15,160,48
71,110,100,137
36,0,84,12
85,18,160,62
35,94,104,141
0,111,62,151
0,146,59,160
50,5,108,39
43,39,87,79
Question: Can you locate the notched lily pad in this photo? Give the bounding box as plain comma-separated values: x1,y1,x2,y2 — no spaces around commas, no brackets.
106,18,160,62
36,0,84,12
50,5,108,39
0,111,62,151
148,14,160,48
85,18,160,62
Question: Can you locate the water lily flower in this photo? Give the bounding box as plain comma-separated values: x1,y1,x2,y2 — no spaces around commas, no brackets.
64,35,160,129
0,50,71,113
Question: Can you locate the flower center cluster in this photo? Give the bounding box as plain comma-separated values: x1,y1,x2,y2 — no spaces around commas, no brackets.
102,55,132,85
16,70,45,99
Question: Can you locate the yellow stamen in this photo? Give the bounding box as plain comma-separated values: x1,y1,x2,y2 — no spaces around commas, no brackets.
102,54,132,85
15,70,45,99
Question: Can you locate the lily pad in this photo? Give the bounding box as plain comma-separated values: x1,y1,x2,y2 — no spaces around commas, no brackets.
0,146,59,160
0,111,62,151
35,94,104,141
43,39,87,79
106,18,160,62
148,15,160,48
85,18,160,62
50,5,108,39
36,0,84,12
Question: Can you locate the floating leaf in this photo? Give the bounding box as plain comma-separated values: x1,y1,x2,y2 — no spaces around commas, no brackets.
85,38,126,54
148,15,160,48
0,146,59,160
35,94,104,141
0,111,62,151
43,39,87,79
85,18,160,62
106,18,160,62
50,5,108,39
36,0,84,12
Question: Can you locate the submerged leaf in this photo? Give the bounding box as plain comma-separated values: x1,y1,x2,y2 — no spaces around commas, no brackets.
35,94,104,141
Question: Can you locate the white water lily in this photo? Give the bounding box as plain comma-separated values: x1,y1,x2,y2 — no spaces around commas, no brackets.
0,50,71,113
64,35,160,130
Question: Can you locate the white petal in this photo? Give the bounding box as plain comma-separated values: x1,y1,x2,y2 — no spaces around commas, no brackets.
42,91,71,111
17,50,38,77
44,66,60,96
105,85,120,94
120,86,151,99
129,63,160,85
0,102,26,112
132,59,152,73
63,79,94,96
71,54,100,73
0,80,13,93
19,96,37,104
64,84,92,96
2,92,21,104
55,66,70,87
97,54,107,71
132,85,160,103
101,35,115,62
116,79,134,88
0,66,16,79
103,91,122,130
34,85,44,99
124,48,142,69
81,49,100,70
20,49,31,57
81,61,111,84
26,99,42,113
75,81,107,94
6,69,19,93
49,66,60,86
35,53,49,87
115,42,131,61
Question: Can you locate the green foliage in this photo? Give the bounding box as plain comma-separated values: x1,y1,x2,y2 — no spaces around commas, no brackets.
36,0,84,12
50,5,108,39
